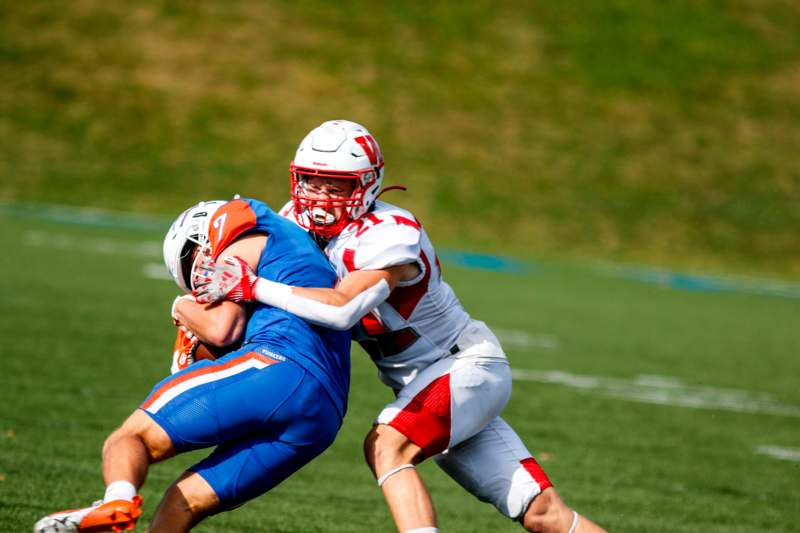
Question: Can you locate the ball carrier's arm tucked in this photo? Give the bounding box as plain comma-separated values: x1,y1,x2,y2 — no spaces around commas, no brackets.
172,234,264,345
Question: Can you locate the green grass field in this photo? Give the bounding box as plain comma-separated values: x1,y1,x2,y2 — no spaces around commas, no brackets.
2,3,800,529
1,207,798,532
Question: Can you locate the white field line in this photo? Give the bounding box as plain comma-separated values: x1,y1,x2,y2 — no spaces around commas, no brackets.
23,230,161,258
493,329,559,350
0,202,167,234
144,263,172,280
755,445,800,462
9,201,800,298
23,231,171,281
512,369,800,418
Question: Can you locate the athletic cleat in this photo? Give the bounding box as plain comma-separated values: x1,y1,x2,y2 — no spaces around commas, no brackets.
33,496,142,533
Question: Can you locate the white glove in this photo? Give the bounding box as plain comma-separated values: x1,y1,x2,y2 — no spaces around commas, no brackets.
192,255,259,304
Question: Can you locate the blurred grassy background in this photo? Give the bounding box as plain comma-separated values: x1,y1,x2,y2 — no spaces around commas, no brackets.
2,0,800,275
3,3,800,531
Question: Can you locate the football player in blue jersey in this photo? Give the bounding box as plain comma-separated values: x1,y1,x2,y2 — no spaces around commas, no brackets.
34,198,351,533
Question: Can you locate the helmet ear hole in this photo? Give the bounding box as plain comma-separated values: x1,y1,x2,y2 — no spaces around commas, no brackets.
179,241,198,291
163,199,226,292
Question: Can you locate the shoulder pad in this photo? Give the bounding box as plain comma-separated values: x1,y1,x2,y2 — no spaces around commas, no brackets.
349,213,421,270
207,199,258,258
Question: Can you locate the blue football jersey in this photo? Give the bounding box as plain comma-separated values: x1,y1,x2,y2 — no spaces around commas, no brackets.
208,197,351,417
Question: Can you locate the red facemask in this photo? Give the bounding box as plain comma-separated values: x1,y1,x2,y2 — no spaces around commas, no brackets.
289,165,378,239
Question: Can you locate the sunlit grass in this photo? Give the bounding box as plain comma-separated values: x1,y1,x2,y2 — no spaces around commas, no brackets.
1,1,800,275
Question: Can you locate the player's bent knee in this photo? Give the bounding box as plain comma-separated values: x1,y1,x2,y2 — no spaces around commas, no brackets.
101,429,122,459
166,474,218,519
363,424,423,476
149,473,219,533
103,410,174,463
521,488,572,533
139,421,175,462
174,473,219,515
363,428,378,473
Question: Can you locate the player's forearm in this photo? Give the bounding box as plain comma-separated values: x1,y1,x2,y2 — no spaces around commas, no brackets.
174,298,245,347
290,286,351,306
253,278,390,330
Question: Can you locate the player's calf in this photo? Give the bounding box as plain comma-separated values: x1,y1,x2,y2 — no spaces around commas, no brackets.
520,488,573,532
521,488,605,533
364,425,438,532
148,472,219,533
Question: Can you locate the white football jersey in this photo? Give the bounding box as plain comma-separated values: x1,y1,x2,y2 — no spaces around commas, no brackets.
281,200,473,389
282,200,544,521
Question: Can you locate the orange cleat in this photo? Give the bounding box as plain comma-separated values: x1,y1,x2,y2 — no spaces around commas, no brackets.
33,496,142,533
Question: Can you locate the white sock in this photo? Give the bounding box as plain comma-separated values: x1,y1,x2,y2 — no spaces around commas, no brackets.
403,529,438,533
103,480,137,503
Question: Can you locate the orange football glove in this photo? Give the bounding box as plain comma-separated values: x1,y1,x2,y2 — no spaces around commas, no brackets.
171,325,199,374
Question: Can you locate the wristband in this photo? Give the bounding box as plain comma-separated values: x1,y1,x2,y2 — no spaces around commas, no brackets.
171,294,194,323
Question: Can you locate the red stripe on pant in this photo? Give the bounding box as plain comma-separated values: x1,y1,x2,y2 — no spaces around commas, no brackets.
388,374,452,459
520,457,553,491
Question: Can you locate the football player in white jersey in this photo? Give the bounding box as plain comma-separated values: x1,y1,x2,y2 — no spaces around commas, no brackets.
193,120,606,533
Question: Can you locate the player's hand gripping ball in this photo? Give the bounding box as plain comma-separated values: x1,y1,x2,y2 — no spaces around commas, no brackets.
192,255,258,304
171,325,219,374
171,325,198,374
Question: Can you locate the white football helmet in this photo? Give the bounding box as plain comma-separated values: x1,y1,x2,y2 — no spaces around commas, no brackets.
163,200,226,292
290,120,384,238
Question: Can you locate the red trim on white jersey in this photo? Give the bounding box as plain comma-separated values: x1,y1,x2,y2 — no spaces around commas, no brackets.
355,212,383,237
360,312,388,336
342,248,357,272
341,247,388,335
278,202,294,218
392,215,420,230
280,199,472,389
386,250,431,320
323,201,471,388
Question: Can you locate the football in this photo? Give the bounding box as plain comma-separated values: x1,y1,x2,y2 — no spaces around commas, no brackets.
195,342,224,362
